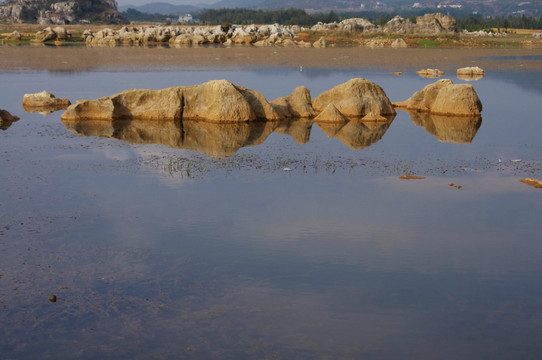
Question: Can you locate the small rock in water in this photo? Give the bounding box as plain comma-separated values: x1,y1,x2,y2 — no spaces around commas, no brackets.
49,295,57,302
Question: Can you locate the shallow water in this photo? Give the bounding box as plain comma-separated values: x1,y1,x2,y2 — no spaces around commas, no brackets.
1,49,542,359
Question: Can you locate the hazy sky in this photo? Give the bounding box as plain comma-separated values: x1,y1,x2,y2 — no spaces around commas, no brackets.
117,0,216,7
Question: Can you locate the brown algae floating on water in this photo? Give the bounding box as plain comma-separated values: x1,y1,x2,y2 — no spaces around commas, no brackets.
400,175,425,180
521,178,542,189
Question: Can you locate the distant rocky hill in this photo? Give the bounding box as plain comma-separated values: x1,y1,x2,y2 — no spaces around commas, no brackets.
118,2,199,16
0,0,128,24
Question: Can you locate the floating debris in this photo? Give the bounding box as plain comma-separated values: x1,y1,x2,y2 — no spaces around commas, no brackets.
400,175,425,180
520,178,542,189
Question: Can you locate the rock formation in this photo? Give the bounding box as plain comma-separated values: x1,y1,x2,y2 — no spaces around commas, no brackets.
313,103,349,123
22,91,71,112
271,86,316,119
61,80,280,123
0,0,127,25
393,79,482,116
416,68,445,78
0,109,20,130
457,67,485,80
312,78,396,120
383,13,456,34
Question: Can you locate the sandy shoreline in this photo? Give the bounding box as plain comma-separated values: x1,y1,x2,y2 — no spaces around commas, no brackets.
1,45,542,73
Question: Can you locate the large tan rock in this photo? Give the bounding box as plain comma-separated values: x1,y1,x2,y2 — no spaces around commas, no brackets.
181,80,279,121
312,78,396,119
22,91,71,111
313,103,349,123
62,80,279,123
393,79,482,116
0,109,20,130
271,86,316,118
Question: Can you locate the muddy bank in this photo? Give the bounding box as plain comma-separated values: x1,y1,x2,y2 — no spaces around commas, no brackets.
1,46,542,72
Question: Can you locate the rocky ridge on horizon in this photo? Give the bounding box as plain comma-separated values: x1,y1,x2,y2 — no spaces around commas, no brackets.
0,0,128,24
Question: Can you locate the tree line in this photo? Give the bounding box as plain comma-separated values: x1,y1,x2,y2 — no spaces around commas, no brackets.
122,7,542,31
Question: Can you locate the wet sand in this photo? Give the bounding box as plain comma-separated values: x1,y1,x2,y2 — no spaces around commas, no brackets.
1,45,542,72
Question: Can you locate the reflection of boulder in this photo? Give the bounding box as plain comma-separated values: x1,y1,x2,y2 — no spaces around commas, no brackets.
312,78,396,120
333,118,393,150
22,91,71,113
457,74,484,81
393,79,482,116
62,80,279,123
404,109,482,143
182,120,278,157
274,118,313,144
61,118,279,158
314,121,346,139
0,109,20,130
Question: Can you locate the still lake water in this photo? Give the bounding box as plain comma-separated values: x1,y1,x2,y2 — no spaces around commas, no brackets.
1,50,542,359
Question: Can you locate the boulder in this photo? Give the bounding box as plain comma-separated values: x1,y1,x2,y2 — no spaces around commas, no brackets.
393,79,482,116
384,16,416,33
415,13,456,34
62,80,280,123
271,86,316,118
22,91,71,111
313,36,327,48
457,66,485,76
0,109,20,130
312,78,396,119
313,103,348,123
34,27,56,42
391,38,408,47
416,68,444,78
5,30,21,41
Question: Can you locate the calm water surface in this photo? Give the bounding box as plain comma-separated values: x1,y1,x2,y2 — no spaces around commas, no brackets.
1,50,542,359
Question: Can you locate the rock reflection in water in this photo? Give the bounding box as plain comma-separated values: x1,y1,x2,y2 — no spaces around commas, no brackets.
63,118,280,158
0,109,20,130
316,116,394,150
405,110,482,143
63,116,398,156
274,118,313,144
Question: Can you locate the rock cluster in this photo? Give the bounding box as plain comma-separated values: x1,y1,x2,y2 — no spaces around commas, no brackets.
311,13,456,35
393,79,482,116
61,78,396,123
83,24,300,47
0,109,20,130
